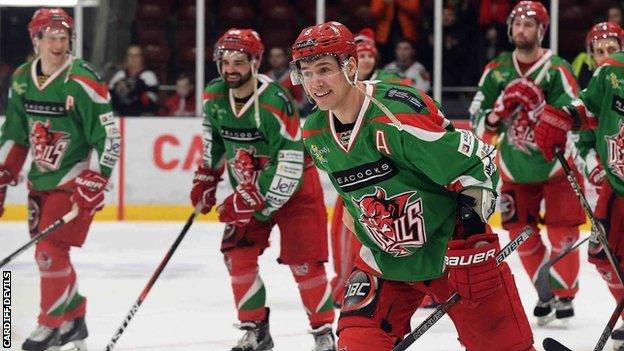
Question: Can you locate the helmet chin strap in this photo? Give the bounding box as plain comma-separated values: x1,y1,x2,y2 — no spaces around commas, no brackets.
342,60,404,131
251,59,261,128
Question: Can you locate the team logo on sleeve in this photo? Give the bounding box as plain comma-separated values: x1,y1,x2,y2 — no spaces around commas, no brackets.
605,122,624,181
231,146,271,184
352,187,426,257
29,120,71,172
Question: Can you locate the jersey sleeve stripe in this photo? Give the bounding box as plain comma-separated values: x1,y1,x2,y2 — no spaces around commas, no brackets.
70,74,111,103
260,102,301,141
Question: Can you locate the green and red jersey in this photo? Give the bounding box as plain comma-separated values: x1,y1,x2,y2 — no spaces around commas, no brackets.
202,74,305,221
470,50,579,183
303,81,498,281
0,56,119,191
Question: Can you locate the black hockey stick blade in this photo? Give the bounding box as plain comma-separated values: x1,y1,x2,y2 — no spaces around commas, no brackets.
543,337,572,351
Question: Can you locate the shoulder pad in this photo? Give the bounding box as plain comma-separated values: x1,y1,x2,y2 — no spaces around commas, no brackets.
73,59,104,82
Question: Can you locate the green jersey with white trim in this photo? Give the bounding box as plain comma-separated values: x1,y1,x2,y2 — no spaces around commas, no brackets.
303,81,498,281
202,74,304,221
0,56,120,191
470,50,579,183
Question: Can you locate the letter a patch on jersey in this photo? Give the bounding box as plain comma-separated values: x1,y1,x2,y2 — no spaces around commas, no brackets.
375,130,391,155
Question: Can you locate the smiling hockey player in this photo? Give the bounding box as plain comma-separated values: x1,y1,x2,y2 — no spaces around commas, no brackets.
0,8,120,351
292,21,534,351
191,28,335,351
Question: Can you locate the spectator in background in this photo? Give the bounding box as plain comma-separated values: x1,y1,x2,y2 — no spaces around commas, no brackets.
263,46,308,114
371,0,420,65
164,72,195,117
383,39,431,92
109,45,159,116
608,5,623,27
265,47,290,83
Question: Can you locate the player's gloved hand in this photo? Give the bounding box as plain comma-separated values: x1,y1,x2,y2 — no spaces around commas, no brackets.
588,163,606,194
71,170,108,216
489,77,545,124
190,165,221,214
445,233,502,302
218,183,265,226
0,165,16,218
534,104,573,161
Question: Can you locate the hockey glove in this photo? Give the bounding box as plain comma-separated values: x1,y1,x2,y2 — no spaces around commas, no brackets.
534,104,573,161
589,164,606,192
0,165,20,218
218,183,265,226
71,170,108,216
490,77,545,124
190,165,222,214
445,233,503,302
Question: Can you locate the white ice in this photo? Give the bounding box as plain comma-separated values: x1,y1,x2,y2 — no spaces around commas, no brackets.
0,222,614,350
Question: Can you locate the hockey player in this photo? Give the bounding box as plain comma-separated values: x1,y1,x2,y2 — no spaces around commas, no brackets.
0,8,120,351
190,29,335,351
576,22,624,202
292,21,534,351
328,27,413,307
533,50,624,351
469,0,584,325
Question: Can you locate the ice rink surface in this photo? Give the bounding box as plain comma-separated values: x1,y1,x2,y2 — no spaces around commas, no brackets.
0,221,615,350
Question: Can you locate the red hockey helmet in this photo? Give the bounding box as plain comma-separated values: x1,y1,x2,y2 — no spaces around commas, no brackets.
214,28,264,62
586,22,624,53
28,7,74,39
290,21,356,84
355,28,378,56
507,1,549,40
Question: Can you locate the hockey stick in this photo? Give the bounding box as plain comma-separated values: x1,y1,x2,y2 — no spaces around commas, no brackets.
104,205,201,351
0,205,79,269
391,226,535,351
543,296,624,351
541,151,624,351
535,235,591,303
555,151,624,285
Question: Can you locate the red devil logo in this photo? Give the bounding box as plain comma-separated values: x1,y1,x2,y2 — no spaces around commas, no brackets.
352,187,426,257
231,146,271,184
29,120,70,172
606,122,624,181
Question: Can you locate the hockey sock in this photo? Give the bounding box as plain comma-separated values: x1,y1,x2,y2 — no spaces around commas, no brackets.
546,225,580,298
509,225,547,285
224,248,267,322
592,258,624,319
290,262,335,328
36,241,85,327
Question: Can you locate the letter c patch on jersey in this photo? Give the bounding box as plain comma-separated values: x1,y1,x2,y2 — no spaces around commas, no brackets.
341,270,381,318
375,130,391,156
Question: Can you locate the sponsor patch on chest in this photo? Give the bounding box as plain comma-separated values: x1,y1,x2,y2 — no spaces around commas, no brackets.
220,126,264,142
331,156,398,192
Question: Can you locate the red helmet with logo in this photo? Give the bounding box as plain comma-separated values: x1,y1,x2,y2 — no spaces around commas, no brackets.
355,28,378,56
291,21,356,63
214,28,264,62
28,8,74,39
507,1,549,40
586,22,624,53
